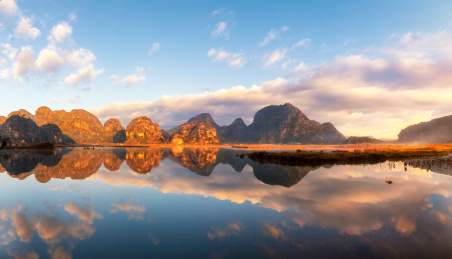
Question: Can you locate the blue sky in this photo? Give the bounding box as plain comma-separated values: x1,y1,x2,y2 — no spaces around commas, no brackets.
1,0,452,138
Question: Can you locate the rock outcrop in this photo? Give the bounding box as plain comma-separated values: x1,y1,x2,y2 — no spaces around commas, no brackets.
245,103,345,144
0,116,6,125
35,106,103,144
219,118,247,143
125,116,164,144
7,109,36,122
321,122,348,144
1,103,346,145
168,121,220,144
103,118,126,143
40,124,64,144
164,104,345,144
0,115,43,144
188,113,221,129
167,113,221,136
398,115,452,144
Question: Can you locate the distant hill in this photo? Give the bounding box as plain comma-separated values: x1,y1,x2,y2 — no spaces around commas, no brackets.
398,115,452,144
344,136,383,144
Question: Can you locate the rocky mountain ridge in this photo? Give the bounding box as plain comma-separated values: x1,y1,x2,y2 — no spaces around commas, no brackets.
0,103,346,145
181,103,345,144
397,115,452,144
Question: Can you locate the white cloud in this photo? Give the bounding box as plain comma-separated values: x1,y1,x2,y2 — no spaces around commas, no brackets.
13,46,34,77
48,21,72,43
259,26,289,46
11,16,41,40
0,23,4,30
291,38,311,49
64,64,104,86
211,22,228,38
262,38,310,68
286,61,308,76
64,202,103,224
211,7,234,16
280,58,296,70
110,201,145,220
212,8,226,16
51,98,60,103
94,31,452,139
0,43,18,60
148,42,160,55
33,46,65,73
68,48,96,67
68,12,77,23
0,0,18,16
207,48,246,68
0,68,9,80
262,48,287,67
110,66,145,87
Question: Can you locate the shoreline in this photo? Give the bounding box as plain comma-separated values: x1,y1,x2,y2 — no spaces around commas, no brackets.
243,148,452,166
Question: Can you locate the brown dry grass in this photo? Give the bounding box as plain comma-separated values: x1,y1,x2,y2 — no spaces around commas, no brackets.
244,145,452,166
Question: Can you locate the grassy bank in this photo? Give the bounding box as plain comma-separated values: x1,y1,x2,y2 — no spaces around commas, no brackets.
244,148,452,166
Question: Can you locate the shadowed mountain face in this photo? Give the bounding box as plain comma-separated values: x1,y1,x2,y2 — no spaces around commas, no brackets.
219,118,247,143
246,103,345,144
0,147,320,187
398,115,452,144
0,115,64,144
1,115,43,144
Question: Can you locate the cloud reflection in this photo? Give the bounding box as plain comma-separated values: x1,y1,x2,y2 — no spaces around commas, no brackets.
110,201,146,221
0,202,102,259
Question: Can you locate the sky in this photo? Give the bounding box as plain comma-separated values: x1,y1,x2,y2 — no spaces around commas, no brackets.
1,0,452,138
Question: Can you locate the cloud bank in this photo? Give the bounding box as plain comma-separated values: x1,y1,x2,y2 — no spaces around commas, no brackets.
92,31,452,138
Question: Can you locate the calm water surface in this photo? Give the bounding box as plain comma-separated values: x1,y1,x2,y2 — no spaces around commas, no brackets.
1,147,452,258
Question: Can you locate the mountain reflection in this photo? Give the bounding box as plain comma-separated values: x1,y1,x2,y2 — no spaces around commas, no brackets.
0,147,318,187
1,148,452,257
126,148,163,174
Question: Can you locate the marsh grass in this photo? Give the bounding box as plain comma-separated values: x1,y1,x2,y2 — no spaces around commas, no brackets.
245,147,452,166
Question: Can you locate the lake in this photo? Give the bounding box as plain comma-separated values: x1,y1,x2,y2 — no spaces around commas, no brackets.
1,147,452,258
